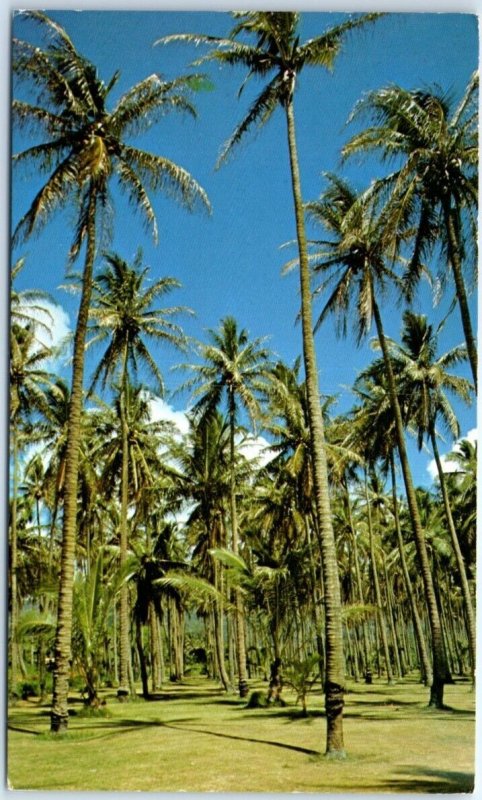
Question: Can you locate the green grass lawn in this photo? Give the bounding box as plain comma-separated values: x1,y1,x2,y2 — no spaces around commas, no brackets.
8,675,475,793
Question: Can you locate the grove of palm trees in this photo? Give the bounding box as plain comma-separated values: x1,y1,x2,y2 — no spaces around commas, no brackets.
8,9,477,794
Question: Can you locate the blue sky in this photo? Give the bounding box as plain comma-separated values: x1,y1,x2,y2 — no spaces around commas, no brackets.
10,9,478,487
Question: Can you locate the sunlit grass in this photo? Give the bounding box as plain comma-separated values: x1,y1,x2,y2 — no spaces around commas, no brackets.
8,675,475,793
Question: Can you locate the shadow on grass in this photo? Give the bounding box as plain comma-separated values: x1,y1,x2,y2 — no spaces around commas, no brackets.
8,714,321,757
379,766,474,793
161,720,321,756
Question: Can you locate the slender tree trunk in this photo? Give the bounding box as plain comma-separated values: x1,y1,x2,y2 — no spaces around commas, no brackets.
345,484,370,675
429,424,476,681
135,617,150,700
285,96,345,756
365,473,394,684
228,399,249,697
9,421,20,695
149,603,162,691
51,192,97,732
372,297,450,707
213,561,232,691
118,364,132,699
389,453,432,685
443,201,477,391
382,553,402,679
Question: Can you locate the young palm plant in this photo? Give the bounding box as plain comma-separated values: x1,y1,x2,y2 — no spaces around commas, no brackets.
13,11,210,731
157,14,381,751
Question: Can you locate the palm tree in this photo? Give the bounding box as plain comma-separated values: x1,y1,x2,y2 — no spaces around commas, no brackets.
13,11,209,730
9,324,54,692
158,12,380,753
88,249,189,697
182,316,271,696
172,412,234,691
342,75,479,388
11,257,53,335
349,377,433,686
383,310,475,679
309,175,451,707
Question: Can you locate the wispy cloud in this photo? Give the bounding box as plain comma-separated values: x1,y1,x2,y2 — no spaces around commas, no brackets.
427,427,477,481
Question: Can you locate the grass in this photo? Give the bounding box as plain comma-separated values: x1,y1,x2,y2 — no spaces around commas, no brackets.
7,675,475,793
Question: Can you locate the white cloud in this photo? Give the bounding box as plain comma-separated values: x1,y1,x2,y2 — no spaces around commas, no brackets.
148,396,190,435
16,299,72,369
239,434,276,467
426,427,477,481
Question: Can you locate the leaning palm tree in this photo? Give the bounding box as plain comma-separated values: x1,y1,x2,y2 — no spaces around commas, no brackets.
13,11,210,731
342,75,479,389
382,310,475,679
181,316,271,696
308,174,451,707
157,11,379,754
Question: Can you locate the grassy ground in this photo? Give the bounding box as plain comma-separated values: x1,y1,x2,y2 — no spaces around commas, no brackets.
7,675,475,793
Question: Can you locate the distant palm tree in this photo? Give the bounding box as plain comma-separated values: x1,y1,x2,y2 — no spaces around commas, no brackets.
342,75,478,388
182,316,271,696
383,311,475,679
10,324,53,691
158,12,380,752
13,11,209,730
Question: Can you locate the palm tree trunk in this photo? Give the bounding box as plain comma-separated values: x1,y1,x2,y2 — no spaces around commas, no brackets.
118,368,132,699
372,297,450,707
51,191,97,732
213,560,232,691
429,423,476,681
443,201,477,391
364,473,394,684
228,397,249,698
285,96,345,756
389,452,432,685
382,552,403,679
344,486,370,676
9,420,20,694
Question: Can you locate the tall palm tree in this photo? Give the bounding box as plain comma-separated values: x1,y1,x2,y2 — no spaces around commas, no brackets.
13,11,210,731
158,12,379,754
89,249,189,695
342,75,479,388
309,175,451,707
382,311,475,678
182,316,271,696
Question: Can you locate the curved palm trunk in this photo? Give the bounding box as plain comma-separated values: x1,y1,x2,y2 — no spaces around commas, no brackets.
429,423,476,681
51,192,97,732
364,473,394,684
389,453,432,685
285,96,345,756
213,560,232,692
372,297,450,707
228,397,249,697
443,201,477,391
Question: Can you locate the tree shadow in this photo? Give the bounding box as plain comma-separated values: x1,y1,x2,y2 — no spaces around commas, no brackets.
160,720,321,756
378,765,474,793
